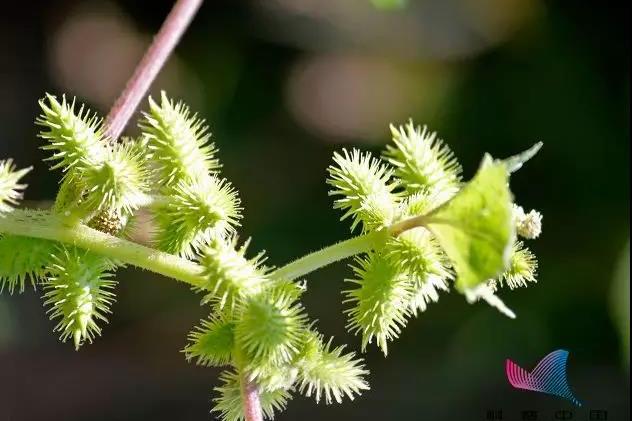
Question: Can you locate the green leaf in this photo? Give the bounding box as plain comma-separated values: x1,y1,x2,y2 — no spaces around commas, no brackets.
503,142,542,174
426,156,515,291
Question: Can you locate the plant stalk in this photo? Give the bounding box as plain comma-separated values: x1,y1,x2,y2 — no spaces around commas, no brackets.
241,376,264,421
271,216,432,281
387,214,429,237
104,0,203,141
0,210,205,286
270,231,387,281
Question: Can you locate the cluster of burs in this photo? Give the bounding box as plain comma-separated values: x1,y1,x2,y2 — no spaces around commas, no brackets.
0,92,542,420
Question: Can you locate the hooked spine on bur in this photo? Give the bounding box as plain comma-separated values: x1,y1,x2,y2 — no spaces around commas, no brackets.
0,89,544,420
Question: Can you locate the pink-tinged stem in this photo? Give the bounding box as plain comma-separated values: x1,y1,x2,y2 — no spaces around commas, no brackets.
104,0,203,141
103,1,264,417
241,377,264,421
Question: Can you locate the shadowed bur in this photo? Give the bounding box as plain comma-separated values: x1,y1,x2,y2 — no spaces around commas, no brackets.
184,314,235,367
42,247,118,350
383,227,453,315
344,253,413,355
401,189,448,218
245,359,299,393
0,235,57,294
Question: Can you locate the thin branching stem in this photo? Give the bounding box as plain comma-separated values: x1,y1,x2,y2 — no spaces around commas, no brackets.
0,210,205,287
104,0,203,141
241,375,264,421
387,214,429,237
270,231,386,281
270,214,432,282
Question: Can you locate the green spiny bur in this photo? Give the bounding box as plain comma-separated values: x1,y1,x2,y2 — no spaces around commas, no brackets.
0,160,31,214
42,247,117,350
139,91,219,187
327,148,398,232
82,140,151,215
235,288,308,366
344,253,413,355
153,176,241,257
383,228,452,315
497,241,538,290
36,94,107,178
197,237,267,312
295,330,369,404
384,121,462,202
0,235,56,293
184,313,235,367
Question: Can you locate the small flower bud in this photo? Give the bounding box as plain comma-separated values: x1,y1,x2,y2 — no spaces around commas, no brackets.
513,204,543,239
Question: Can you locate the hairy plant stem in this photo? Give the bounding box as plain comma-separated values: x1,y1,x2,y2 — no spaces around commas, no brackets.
387,214,430,237
0,210,205,287
269,214,431,282
104,0,203,141
1,209,431,289
270,231,387,281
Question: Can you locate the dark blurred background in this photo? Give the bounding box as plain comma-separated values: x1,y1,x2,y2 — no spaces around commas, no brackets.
0,1,629,420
